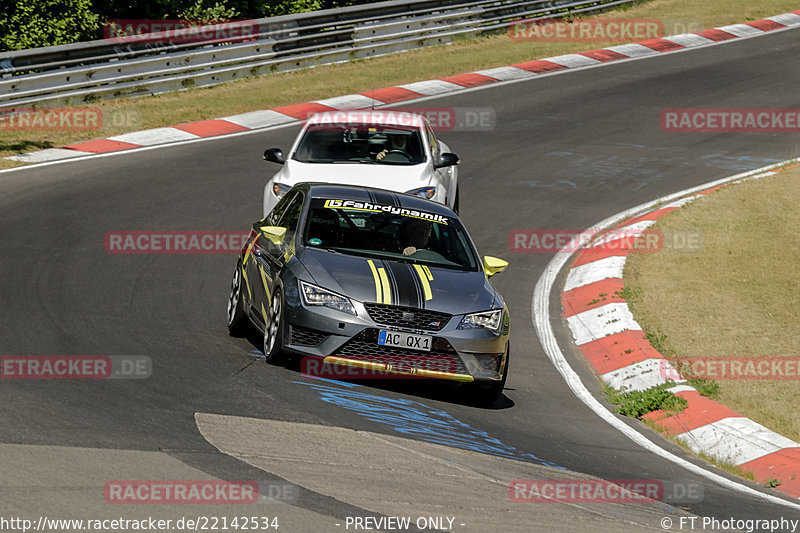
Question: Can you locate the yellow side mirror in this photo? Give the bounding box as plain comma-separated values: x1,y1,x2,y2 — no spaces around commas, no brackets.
259,226,287,244
483,256,508,278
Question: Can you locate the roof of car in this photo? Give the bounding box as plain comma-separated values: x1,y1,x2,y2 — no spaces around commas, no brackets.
305,110,426,129
302,183,455,217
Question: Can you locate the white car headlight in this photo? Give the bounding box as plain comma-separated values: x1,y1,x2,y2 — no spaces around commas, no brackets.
300,281,356,315
405,186,436,200
458,309,503,333
272,182,291,199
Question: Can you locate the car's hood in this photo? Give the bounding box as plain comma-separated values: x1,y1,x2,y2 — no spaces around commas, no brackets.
298,248,496,315
277,160,431,190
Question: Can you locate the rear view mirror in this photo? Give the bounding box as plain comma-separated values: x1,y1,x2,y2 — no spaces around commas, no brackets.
263,148,285,165
434,152,459,169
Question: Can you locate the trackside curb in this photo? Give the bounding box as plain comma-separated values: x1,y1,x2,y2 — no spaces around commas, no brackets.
560,162,800,500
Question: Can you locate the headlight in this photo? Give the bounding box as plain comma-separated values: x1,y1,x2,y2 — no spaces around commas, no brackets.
405,186,436,200
272,182,291,199
458,309,503,333
300,281,356,315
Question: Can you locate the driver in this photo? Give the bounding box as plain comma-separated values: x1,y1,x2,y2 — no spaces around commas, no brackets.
400,217,432,256
376,133,409,160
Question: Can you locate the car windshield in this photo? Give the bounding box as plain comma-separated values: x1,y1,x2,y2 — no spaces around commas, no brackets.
292,124,426,165
303,198,479,270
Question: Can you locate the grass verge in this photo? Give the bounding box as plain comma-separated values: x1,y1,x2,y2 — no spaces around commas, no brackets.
605,381,687,418
624,164,800,444
1,0,799,170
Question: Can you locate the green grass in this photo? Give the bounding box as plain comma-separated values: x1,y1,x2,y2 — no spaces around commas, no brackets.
624,164,800,443
605,381,687,418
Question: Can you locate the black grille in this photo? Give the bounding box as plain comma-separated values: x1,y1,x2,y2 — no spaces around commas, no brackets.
332,329,468,375
363,303,451,331
290,325,328,346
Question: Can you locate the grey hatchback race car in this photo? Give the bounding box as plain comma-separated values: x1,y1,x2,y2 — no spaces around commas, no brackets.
227,183,510,402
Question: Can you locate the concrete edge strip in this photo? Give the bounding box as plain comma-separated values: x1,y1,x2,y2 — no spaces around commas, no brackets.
6,9,800,164
553,161,800,501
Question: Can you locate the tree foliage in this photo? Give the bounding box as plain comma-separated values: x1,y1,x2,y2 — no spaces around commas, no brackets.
0,0,100,52
0,0,378,52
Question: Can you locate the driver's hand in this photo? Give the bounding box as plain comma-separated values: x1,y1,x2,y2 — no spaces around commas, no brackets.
376,149,388,160
402,246,417,255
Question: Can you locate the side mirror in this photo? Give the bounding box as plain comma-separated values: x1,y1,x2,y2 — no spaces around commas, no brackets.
263,148,285,165
433,152,459,169
483,256,508,278
259,226,287,256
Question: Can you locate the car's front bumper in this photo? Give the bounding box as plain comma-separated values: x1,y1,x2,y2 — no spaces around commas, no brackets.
281,294,509,382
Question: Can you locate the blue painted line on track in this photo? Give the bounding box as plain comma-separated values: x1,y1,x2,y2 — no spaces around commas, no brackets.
293,378,564,470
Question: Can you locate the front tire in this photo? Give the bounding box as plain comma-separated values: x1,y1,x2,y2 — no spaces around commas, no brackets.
227,263,248,336
263,289,286,365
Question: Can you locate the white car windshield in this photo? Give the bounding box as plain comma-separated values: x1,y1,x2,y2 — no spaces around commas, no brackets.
292,124,426,165
303,198,478,270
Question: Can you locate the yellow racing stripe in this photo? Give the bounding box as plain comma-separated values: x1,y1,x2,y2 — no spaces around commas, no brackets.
377,268,392,305
367,260,382,304
413,264,433,301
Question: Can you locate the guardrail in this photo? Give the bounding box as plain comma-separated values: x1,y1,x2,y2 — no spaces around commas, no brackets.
0,0,637,108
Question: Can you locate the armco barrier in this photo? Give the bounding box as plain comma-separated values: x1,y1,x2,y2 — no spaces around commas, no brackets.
0,0,635,108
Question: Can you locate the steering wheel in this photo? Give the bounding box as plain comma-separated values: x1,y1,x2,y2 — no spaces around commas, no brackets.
381,150,412,162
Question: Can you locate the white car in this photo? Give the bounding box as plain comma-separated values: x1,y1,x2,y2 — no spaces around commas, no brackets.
262,111,460,217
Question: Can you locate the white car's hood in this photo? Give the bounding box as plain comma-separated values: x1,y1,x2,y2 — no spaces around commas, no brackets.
276,160,432,190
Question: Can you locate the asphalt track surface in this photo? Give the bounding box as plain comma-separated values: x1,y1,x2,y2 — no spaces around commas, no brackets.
2,27,800,531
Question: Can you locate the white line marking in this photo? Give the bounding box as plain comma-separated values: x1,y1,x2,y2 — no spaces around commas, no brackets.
544,54,601,68
533,158,800,510
563,255,626,291
666,384,696,395
396,79,463,95
5,148,92,163
589,220,656,248
566,302,642,346
313,94,382,109
675,417,800,466
717,24,767,38
472,66,532,81
604,43,659,58
600,358,685,392
221,109,296,129
108,127,199,145
767,13,800,25
663,33,715,47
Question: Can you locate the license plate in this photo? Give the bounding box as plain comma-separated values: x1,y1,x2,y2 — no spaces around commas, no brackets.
377,330,432,352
